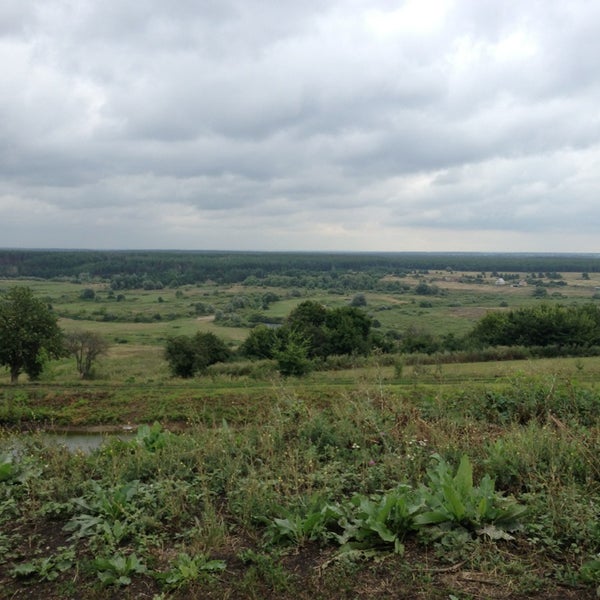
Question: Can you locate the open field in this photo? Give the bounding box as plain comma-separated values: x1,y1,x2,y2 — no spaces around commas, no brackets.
2,268,600,367
1,266,600,598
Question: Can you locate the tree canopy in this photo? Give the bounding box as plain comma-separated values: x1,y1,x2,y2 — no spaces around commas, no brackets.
469,303,600,349
164,332,231,378
0,286,64,383
2,249,599,291
242,301,375,368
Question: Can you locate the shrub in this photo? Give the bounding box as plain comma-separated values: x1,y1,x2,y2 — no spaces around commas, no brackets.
165,332,231,378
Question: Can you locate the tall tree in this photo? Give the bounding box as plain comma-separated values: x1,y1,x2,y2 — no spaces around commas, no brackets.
0,286,64,383
65,331,109,379
286,300,329,358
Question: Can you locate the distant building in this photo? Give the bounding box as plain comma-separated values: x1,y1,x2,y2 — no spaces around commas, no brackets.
495,278,506,286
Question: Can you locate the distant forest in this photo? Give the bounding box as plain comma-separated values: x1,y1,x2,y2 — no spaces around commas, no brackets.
0,249,598,290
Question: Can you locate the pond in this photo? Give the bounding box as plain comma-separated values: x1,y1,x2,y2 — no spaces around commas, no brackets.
40,430,136,452
4,428,137,454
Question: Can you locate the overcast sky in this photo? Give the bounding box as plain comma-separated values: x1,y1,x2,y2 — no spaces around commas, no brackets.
2,0,600,252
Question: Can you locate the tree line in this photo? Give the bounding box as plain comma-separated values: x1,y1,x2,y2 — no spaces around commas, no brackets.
2,249,599,287
469,303,600,349
165,300,600,378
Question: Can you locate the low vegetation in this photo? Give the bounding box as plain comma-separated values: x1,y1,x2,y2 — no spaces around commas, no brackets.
1,378,599,598
1,251,600,598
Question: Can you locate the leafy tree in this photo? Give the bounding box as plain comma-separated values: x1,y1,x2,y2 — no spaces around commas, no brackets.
165,332,231,378
370,330,397,354
414,282,440,296
261,291,280,309
286,301,329,358
469,303,600,349
274,330,312,377
239,325,279,359
468,311,509,348
399,326,440,354
65,330,109,379
279,301,375,359
287,300,327,329
165,336,198,378
324,306,372,356
193,332,231,370
0,286,64,383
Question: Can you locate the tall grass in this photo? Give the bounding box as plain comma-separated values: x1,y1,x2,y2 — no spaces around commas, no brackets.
1,374,599,597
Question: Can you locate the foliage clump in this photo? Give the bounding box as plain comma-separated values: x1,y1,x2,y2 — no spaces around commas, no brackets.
470,303,600,350
241,301,376,376
165,331,231,378
0,286,64,383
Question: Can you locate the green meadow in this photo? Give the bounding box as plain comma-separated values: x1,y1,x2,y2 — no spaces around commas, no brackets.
1,265,600,598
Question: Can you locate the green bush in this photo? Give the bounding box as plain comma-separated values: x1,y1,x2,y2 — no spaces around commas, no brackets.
164,332,231,378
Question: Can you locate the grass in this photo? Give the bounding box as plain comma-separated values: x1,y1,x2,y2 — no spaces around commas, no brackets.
1,376,599,599
1,275,600,598
2,353,600,426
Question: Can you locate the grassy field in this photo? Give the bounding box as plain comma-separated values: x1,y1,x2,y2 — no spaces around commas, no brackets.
1,274,600,598
1,270,600,378
1,373,599,599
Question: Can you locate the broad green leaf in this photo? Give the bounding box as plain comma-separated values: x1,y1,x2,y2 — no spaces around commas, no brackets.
201,559,226,572
367,520,396,543
453,455,473,498
477,497,489,520
12,562,37,577
442,483,466,521
393,538,405,555
414,510,450,526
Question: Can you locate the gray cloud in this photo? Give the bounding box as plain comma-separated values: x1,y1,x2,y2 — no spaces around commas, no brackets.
1,0,600,251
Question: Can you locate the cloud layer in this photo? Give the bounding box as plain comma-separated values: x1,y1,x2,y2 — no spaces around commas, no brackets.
2,0,600,251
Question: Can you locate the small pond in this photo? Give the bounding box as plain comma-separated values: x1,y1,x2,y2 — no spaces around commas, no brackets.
40,431,136,452
4,429,137,454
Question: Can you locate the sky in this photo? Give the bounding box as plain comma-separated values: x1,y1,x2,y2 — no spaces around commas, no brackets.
1,0,600,253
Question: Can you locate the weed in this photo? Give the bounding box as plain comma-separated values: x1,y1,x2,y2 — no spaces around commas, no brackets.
2,367,599,598
65,479,141,541
92,552,147,586
414,454,526,536
0,453,17,482
337,485,419,555
12,546,75,582
135,421,171,452
156,552,225,590
265,497,343,546
580,555,600,594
